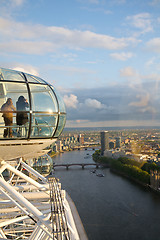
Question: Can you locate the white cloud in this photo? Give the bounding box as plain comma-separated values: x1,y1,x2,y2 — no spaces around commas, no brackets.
84,98,106,109
0,41,55,55
145,58,155,67
120,66,137,77
129,93,150,107
126,13,153,34
146,38,160,53
0,0,25,18
63,94,79,108
0,17,139,55
11,0,25,6
110,52,133,61
13,65,39,76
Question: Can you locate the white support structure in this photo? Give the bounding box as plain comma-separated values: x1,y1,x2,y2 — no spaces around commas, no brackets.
21,160,47,183
0,158,81,240
1,161,46,190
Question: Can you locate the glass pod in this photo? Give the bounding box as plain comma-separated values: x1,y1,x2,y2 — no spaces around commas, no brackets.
0,68,66,140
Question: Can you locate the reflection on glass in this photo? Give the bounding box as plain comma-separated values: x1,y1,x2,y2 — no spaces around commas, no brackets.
25,73,47,84
29,84,58,112
32,154,53,173
1,82,29,108
30,113,58,138
0,68,25,82
54,115,66,137
51,86,66,113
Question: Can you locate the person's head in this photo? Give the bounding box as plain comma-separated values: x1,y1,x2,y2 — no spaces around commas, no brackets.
6,98,12,105
18,96,25,102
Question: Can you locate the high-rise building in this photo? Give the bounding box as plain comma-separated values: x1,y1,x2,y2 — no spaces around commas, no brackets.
101,131,109,155
56,140,63,151
78,134,84,145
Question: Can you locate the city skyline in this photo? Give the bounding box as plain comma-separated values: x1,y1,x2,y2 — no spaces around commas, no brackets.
0,0,160,128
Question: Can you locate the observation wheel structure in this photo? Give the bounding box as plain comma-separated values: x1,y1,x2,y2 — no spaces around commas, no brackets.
0,68,80,239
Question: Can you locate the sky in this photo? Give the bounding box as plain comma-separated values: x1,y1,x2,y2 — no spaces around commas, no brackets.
1,0,160,128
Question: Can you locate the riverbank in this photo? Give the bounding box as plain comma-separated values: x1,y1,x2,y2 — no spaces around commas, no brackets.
111,168,160,196
93,151,160,196
92,151,158,191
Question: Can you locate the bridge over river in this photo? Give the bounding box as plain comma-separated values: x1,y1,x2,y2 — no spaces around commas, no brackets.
53,163,109,170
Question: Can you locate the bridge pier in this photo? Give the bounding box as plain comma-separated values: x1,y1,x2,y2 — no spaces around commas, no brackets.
66,165,69,170
96,165,99,169
82,164,84,169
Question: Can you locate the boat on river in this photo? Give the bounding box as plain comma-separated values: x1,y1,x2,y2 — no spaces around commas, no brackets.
96,173,105,177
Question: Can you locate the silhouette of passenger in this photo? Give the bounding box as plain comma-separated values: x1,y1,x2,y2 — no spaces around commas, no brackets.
1,98,16,138
16,96,29,125
16,96,29,136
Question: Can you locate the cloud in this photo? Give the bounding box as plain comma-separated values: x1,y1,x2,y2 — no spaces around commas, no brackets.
120,66,137,77
145,58,155,67
0,41,55,55
0,17,139,55
84,98,106,109
63,94,79,108
11,0,25,6
13,65,39,76
62,80,160,127
110,52,133,61
0,0,25,8
129,93,150,107
146,38,160,53
126,13,153,34
129,93,157,115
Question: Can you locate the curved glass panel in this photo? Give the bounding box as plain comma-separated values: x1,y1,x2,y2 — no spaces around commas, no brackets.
25,73,47,84
30,113,58,138
54,115,66,137
51,86,66,113
0,68,66,140
0,82,29,139
29,84,58,112
0,68,25,82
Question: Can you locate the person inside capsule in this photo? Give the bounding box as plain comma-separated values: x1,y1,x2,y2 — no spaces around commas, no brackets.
16,96,29,137
1,98,16,138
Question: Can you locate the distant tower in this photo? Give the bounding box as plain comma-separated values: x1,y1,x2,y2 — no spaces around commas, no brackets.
78,134,84,145
56,140,63,151
115,137,121,148
101,131,109,155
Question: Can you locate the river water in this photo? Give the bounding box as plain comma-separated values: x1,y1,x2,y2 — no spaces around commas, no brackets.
52,149,160,240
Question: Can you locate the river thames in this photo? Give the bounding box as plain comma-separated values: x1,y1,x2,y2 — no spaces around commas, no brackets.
52,149,160,240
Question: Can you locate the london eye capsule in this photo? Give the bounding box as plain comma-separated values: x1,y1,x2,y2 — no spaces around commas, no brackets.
0,68,66,161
